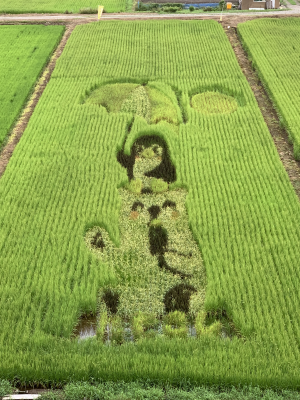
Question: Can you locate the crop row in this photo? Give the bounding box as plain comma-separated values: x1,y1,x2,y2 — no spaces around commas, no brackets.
0,25,64,148
0,21,300,387
0,0,128,13
238,18,300,159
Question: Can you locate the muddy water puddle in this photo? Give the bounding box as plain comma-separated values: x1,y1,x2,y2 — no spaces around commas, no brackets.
74,315,97,339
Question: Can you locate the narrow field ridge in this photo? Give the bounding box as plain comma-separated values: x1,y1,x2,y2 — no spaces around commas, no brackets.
0,23,76,179
1,11,300,23
224,25,300,199
3,396,41,400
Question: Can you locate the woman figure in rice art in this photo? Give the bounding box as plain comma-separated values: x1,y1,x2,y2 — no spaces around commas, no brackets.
85,81,206,333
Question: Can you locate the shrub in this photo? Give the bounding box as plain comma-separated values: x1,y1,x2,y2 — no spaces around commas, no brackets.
0,380,13,398
163,2,183,8
163,6,178,12
189,6,195,11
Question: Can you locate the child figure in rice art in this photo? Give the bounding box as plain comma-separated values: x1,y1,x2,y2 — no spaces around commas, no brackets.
85,82,206,337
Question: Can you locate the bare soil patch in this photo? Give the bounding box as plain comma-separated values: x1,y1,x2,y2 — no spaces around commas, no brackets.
1,12,300,24
224,25,300,198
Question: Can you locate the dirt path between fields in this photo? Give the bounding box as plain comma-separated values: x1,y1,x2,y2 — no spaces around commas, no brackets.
224,26,300,199
0,23,77,179
0,10,300,25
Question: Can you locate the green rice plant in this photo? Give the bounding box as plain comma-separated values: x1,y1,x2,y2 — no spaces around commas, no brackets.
149,218,163,227
52,382,300,400
109,316,125,345
86,83,139,112
0,20,300,388
132,312,158,341
0,0,127,13
121,86,151,123
163,310,188,339
238,18,300,159
126,179,143,194
0,25,64,148
191,91,238,115
97,310,108,342
141,148,155,159
151,178,168,193
195,311,222,338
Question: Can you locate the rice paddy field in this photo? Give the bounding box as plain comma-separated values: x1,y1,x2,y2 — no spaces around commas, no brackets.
0,25,64,148
1,19,300,389
0,0,127,13
238,18,300,160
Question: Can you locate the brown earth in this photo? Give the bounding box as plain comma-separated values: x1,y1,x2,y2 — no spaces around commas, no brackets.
0,11,300,25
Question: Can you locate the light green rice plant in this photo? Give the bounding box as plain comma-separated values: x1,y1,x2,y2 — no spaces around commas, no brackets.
151,178,168,193
163,310,188,339
126,179,143,194
109,316,125,345
195,311,222,338
0,25,64,148
191,91,238,115
132,311,158,341
97,310,108,342
86,83,139,113
141,148,155,159
0,20,300,388
238,18,300,159
0,0,127,13
121,86,151,123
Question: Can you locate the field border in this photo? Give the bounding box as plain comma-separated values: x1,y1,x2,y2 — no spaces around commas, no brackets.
224,24,300,199
0,23,76,178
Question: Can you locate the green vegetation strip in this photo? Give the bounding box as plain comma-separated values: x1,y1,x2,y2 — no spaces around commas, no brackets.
238,18,300,160
0,20,300,388
2,381,300,400
0,26,64,149
0,0,128,13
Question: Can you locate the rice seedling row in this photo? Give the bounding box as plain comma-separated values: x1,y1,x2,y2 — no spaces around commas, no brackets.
0,0,129,14
0,25,65,149
0,20,300,388
238,18,300,160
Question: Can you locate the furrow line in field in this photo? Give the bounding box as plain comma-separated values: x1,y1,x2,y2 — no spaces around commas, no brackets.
0,23,75,179
224,25,300,199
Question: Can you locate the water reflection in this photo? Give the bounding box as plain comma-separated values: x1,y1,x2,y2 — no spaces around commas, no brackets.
75,315,97,340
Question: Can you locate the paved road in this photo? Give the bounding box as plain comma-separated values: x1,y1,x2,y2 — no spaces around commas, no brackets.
0,8,300,21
